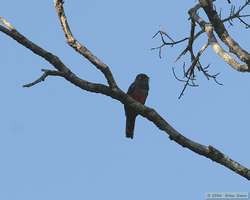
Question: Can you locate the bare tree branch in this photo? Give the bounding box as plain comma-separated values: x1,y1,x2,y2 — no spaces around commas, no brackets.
152,0,250,97
177,42,209,99
0,2,250,180
23,69,65,88
54,0,117,89
189,3,249,72
199,0,250,69
223,1,250,24
151,30,189,58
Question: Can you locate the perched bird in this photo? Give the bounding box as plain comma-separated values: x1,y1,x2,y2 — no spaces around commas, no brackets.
124,74,149,139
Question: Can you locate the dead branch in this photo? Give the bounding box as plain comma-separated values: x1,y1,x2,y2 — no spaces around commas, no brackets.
198,0,250,69
151,30,189,58
152,0,250,98
23,69,65,88
54,0,117,89
0,0,249,180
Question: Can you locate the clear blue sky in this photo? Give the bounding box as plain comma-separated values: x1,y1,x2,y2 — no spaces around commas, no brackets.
0,1,249,199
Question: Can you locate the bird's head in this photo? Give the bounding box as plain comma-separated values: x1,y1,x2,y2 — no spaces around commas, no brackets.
135,73,149,83
134,73,149,89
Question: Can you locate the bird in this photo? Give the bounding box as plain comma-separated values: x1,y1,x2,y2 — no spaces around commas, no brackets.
124,73,149,139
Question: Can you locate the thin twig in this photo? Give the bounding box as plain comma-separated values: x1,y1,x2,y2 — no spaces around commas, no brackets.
23,69,65,87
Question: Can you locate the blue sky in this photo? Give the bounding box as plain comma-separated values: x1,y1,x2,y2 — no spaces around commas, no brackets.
0,1,249,199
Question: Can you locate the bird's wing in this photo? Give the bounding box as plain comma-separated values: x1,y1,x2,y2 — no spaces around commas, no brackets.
124,82,136,116
127,82,148,104
127,82,136,95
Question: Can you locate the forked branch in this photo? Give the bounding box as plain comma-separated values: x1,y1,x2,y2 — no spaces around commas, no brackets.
0,1,249,180
23,69,65,88
153,0,250,97
54,0,117,89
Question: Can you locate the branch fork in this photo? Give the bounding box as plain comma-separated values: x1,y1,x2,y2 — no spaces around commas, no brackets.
153,0,250,97
0,0,249,180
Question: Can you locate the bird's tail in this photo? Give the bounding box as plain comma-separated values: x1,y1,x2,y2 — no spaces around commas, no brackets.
126,115,136,139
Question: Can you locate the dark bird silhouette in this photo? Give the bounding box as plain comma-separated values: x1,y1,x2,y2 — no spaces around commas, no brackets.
124,74,149,139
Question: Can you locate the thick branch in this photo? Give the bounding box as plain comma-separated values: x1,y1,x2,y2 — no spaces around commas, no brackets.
0,9,250,180
199,0,250,68
189,3,250,72
54,0,117,89
0,21,111,94
152,0,250,98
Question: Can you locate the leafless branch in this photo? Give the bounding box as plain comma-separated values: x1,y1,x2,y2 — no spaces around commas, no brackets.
151,30,189,58
152,0,250,97
199,0,250,69
0,0,249,180
23,69,65,88
223,0,250,25
175,42,220,99
54,0,117,89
